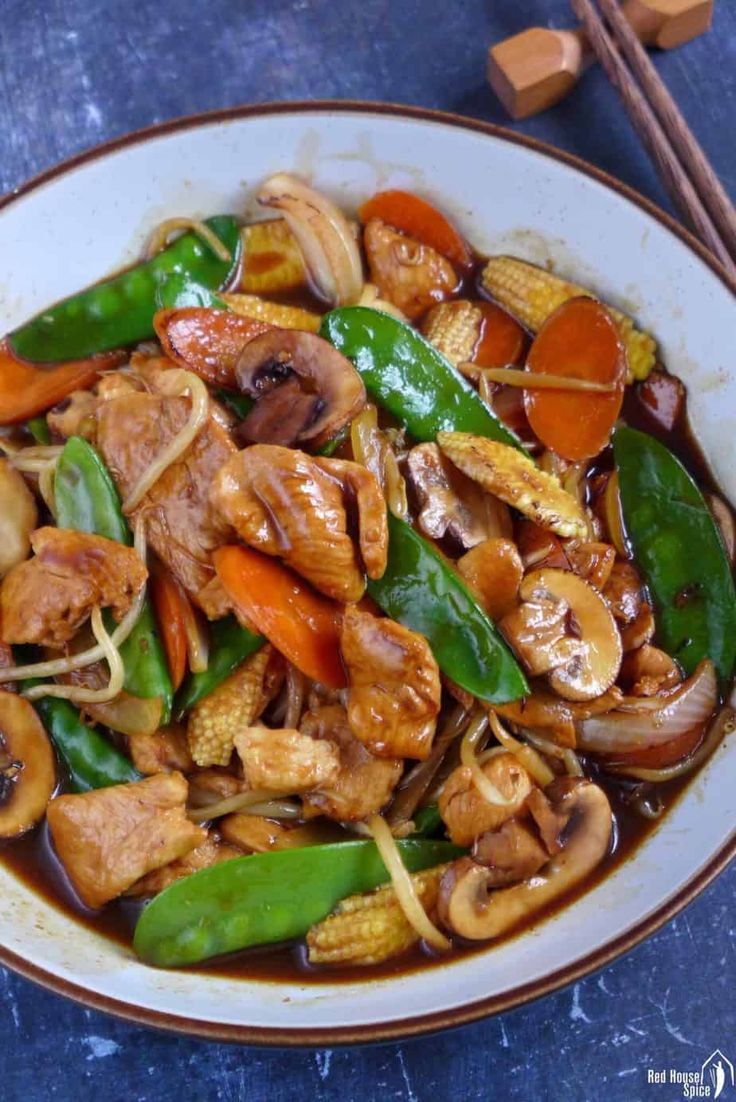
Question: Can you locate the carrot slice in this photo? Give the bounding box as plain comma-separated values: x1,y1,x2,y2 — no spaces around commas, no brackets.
474,302,527,367
524,297,626,461
358,189,472,270
154,308,272,389
214,545,346,689
604,723,705,769
0,342,124,425
150,568,189,691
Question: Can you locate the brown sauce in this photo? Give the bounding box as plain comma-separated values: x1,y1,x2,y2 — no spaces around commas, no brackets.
0,231,732,985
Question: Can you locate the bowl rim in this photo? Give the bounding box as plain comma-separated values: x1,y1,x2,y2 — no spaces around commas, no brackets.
1,98,734,1047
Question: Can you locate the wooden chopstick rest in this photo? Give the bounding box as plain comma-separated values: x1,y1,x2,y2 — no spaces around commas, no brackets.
487,0,714,119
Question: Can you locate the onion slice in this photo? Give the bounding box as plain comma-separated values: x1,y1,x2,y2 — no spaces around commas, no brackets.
257,173,363,306
577,659,717,753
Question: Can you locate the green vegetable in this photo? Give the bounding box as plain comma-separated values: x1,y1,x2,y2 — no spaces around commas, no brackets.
32,692,141,792
155,273,228,311
134,839,460,967
614,426,736,682
216,389,254,420
9,216,241,362
175,615,264,715
411,805,443,837
27,416,50,444
367,514,527,703
320,306,524,450
54,436,173,720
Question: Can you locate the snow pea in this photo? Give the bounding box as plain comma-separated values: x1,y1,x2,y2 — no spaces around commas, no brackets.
320,306,524,450
54,436,173,720
367,514,528,703
9,216,241,363
27,415,50,444
175,615,264,715
155,272,228,311
614,426,736,683
134,838,461,967
32,693,141,793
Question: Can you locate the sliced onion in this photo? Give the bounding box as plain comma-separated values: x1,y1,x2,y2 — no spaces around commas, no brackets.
258,173,363,306
146,217,232,262
367,813,450,952
188,789,295,822
462,711,533,804
487,711,556,787
84,692,162,737
609,705,736,782
180,596,209,675
24,607,124,704
522,729,584,777
577,659,717,753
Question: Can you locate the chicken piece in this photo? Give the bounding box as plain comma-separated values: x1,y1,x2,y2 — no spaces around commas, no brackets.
47,390,100,441
619,644,682,697
128,724,194,776
499,587,585,677
187,646,274,768
211,444,387,603
47,772,206,909
234,726,340,792
620,603,655,651
525,786,568,854
0,642,16,693
340,606,440,760
0,527,146,648
438,432,589,540
472,819,549,886
125,834,240,896
457,538,523,621
603,561,643,624
187,768,249,804
495,686,623,748
219,814,341,852
405,442,503,551
301,704,403,822
438,752,533,847
363,219,459,320
565,540,616,592
96,390,237,617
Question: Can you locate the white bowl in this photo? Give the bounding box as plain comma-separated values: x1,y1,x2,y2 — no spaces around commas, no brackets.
1,102,734,1044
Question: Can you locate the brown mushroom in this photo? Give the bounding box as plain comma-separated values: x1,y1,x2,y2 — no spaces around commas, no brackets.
0,690,56,838
437,779,612,940
502,568,622,702
234,329,366,450
457,538,523,621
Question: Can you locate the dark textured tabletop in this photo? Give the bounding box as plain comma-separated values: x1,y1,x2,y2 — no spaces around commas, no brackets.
2,2,735,1099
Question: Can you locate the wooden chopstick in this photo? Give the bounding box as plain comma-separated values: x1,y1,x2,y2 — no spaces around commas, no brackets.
597,0,736,262
569,0,736,275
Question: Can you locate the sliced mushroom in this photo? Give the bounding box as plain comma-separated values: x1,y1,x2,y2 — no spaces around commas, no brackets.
234,329,366,450
0,459,38,579
0,690,56,838
457,538,523,621
437,779,612,940
503,568,622,702
404,442,503,551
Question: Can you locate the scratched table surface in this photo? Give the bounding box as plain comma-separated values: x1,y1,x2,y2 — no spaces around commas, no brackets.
1,1,735,1099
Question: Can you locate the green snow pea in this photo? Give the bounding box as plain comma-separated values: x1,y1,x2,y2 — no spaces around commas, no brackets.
31,692,141,793
27,415,51,444
54,436,173,720
9,216,241,362
155,272,228,311
134,839,461,967
175,615,264,715
319,306,525,450
367,514,528,704
614,425,736,683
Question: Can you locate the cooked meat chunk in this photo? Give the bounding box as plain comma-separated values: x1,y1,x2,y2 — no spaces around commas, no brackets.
0,527,146,648
234,726,340,792
125,834,240,896
472,819,549,886
96,390,237,617
499,585,584,677
363,220,458,319
565,540,616,592
405,442,499,552
186,768,249,804
438,752,533,846
619,644,682,696
301,705,403,822
47,772,206,909
603,561,643,623
128,724,194,776
211,445,387,602
341,606,440,760
219,814,295,853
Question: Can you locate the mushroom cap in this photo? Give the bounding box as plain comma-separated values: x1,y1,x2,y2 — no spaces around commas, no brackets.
521,567,622,701
0,690,56,838
235,329,366,450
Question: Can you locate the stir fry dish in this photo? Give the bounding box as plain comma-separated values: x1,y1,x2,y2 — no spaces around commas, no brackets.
0,176,734,976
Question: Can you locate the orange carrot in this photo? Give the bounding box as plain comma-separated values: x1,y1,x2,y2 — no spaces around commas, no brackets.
0,342,124,425
154,308,272,389
214,545,346,689
474,302,527,368
150,568,189,691
358,189,472,269
524,298,626,461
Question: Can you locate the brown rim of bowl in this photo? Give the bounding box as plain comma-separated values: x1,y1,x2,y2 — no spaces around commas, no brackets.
1,100,734,1047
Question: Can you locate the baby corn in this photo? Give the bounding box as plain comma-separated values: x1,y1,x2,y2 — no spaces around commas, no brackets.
221,293,321,332
307,864,448,966
187,646,271,767
421,300,482,366
482,256,656,380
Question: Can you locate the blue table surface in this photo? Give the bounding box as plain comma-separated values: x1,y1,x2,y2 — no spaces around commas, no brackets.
1,1,734,1098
